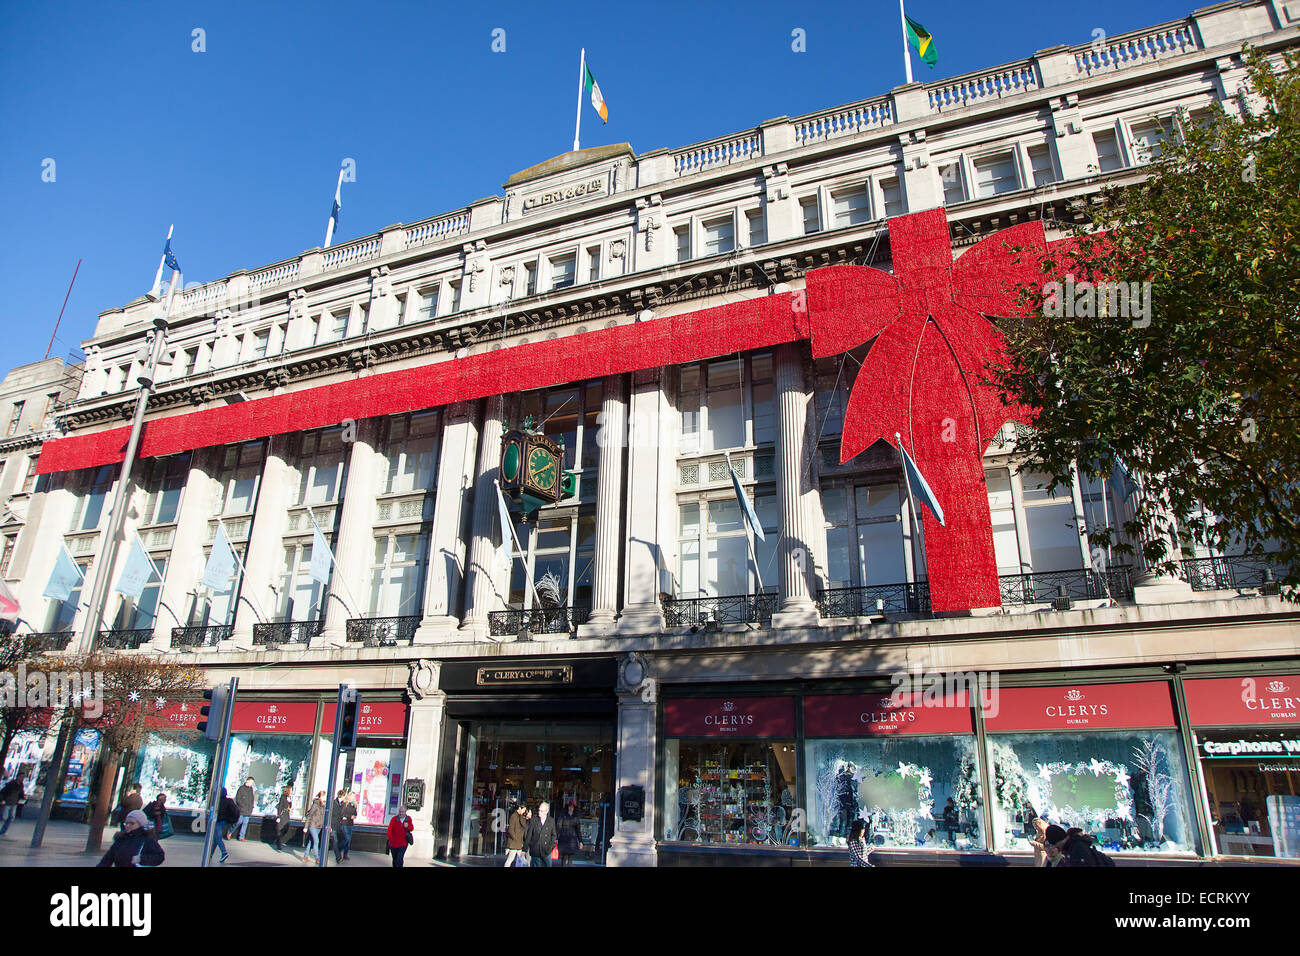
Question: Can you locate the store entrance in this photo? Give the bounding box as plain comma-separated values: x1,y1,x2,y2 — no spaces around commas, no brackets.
458,720,614,864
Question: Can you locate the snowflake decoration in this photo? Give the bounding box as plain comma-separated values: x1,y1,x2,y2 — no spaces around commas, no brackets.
1114,766,1131,790
1037,763,1054,781
155,697,166,709
1088,758,1108,776
71,690,83,704
128,690,140,702
918,769,933,790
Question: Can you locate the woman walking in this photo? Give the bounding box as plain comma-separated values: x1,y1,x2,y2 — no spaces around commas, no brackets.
847,818,873,867
304,791,326,863
96,810,165,867
386,806,415,867
145,792,171,840
556,803,583,866
274,786,293,852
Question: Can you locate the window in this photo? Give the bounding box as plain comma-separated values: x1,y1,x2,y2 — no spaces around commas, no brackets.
368,532,428,617
357,303,370,336
20,453,40,495
549,253,577,291
112,554,167,631
141,453,191,525
177,348,197,377
44,391,59,420
0,536,13,578
831,186,871,227
417,288,439,323
382,411,440,496
45,557,89,631
676,492,776,598
702,216,735,256
190,541,245,628
939,163,966,204
800,197,821,234
675,226,690,262
880,178,904,218
678,353,773,454
517,380,603,482
1093,130,1124,172
69,465,115,532
217,441,265,515
1131,118,1175,163
448,280,462,313
1019,469,1085,571
295,429,347,506
974,152,1019,197
327,309,349,342
506,512,595,612
822,482,909,589
392,294,406,327
664,739,797,846
985,467,1023,575
746,209,766,247
587,247,601,282
251,329,270,360
6,402,23,437
276,541,327,622
1028,145,1058,186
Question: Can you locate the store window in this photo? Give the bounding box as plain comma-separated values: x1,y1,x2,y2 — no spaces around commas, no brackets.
368,531,428,617
137,704,216,811
1019,469,1086,571
663,698,798,846
974,152,1019,197
677,493,775,599
318,701,411,827
276,540,328,622
1184,674,1300,858
678,353,773,454
803,692,984,850
217,441,265,516
382,410,440,495
295,428,347,506
69,465,115,532
822,482,910,589
507,512,595,612
983,682,1197,855
223,701,319,819
140,453,191,526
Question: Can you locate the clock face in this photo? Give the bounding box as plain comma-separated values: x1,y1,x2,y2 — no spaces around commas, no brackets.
526,446,558,493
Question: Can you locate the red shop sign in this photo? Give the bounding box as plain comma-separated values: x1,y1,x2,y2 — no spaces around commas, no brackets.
664,697,795,737
982,682,1176,733
144,701,202,732
230,701,318,734
804,691,974,737
320,701,408,738
1184,675,1300,727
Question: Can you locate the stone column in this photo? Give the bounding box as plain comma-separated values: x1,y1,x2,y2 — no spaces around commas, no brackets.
617,369,667,634
415,401,480,643
229,437,293,649
458,394,509,641
320,418,382,646
403,660,446,862
150,447,222,651
772,344,819,627
607,653,657,867
1128,474,1194,604
581,374,627,635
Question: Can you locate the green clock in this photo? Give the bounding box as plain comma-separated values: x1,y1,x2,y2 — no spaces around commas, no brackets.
526,445,559,494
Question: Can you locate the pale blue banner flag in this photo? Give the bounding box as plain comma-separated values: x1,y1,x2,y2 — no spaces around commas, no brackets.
309,524,333,585
726,453,765,541
495,480,514,563
115,535,159,599
897,437,946,527
43,544,85,602
201,523,238,593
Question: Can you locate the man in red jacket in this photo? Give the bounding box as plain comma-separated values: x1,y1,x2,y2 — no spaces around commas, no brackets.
386,806,415,867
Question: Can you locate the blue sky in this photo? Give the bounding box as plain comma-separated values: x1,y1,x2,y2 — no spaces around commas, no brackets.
0,0,1191,367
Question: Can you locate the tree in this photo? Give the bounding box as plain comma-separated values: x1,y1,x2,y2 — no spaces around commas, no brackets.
78,652,204,852
991,49,1299,586
0,635,62,774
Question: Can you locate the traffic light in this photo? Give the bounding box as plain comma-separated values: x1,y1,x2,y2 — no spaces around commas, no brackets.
338,689,361,751
197,683,229,742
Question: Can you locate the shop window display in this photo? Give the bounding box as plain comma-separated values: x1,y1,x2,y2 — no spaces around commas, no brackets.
664,741,798,846
804,737,984,849
1196,728,1300,857
61,729,101,802
987,731,1196,854
135,732,216,810
225,733,312,817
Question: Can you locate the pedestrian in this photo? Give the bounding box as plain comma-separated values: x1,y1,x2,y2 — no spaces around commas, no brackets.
0,771,25,836
847,818,873,867
526,800,558,867
145,792,172,840
211,787,239,863
96,810,165,867
386,805,414,867
274,785,293,852
1052,825,1115,867
114,781,144,826
305,791,326,863
234,776,256,841
556,802,583,866
333,788,356,863
504,802,529,867
942,797,959,844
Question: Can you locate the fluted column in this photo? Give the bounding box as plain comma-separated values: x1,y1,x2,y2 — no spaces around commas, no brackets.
617,369,668,634
415,401,480,643
1128,472,1194,604
772,344,820,628
320,418,381,646
229,438,293,650
459,394,509,641
582,374,628,634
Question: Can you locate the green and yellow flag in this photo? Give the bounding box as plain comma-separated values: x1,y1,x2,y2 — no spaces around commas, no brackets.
905,15,938,67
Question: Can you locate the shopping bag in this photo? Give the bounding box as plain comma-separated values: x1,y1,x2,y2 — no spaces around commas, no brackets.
159,816,174,840
513,853,530,867
550,845,559,861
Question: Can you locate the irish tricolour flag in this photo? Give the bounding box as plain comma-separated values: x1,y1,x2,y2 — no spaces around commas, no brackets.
584,65,608,123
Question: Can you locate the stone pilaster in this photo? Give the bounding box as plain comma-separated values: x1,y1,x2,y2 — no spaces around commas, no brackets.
230,438,293,649
1128,474,1194,604
458,395,509,641
616,368,667,635
320,418,381,646
607,653,657,867
772,344,819,627
581,374,627,634
403,660,446,862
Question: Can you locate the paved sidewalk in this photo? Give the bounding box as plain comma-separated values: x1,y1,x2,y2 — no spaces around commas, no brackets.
0,818,400,868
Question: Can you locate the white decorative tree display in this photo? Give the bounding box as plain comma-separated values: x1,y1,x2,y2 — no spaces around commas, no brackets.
1132,737,1174,845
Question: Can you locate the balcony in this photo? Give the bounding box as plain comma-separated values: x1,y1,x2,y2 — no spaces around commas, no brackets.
171,624,233,649
661,592,776,628
95,628,154,650
487,605,591,638
19,631,74,653
999,566,1134,606
1180,555,1287,593
816,582,932,619
252,620,322,647
345,616,420,647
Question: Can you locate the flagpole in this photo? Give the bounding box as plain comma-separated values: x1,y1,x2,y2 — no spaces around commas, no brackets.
150,225,174,300
899,0,914,85
573,47,586,153
324,169,344,249
305,505,361,617
496,480,545,614
895,432,929,590
216,518,267,623
725,452,766,596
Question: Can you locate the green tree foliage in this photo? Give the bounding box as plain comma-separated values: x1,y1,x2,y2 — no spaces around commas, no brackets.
991,49,1299,588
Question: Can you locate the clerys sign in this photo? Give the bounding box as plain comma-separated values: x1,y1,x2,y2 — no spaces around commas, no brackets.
230,701,318,734
1184,675,1300,727
663,697,795,737
804,691,974,737
982,682,1177,733
322,701,408,738
144,701,201,732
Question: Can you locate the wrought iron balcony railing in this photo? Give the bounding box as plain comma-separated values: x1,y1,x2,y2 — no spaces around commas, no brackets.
661,592,777,627
171,624,234,648
95,627,155,650
1181,554,1287,593
346,616,421,646
816,582,932,618
488,605,590,637
252,620,323,646
18,630,74,652
999,566,1134,606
